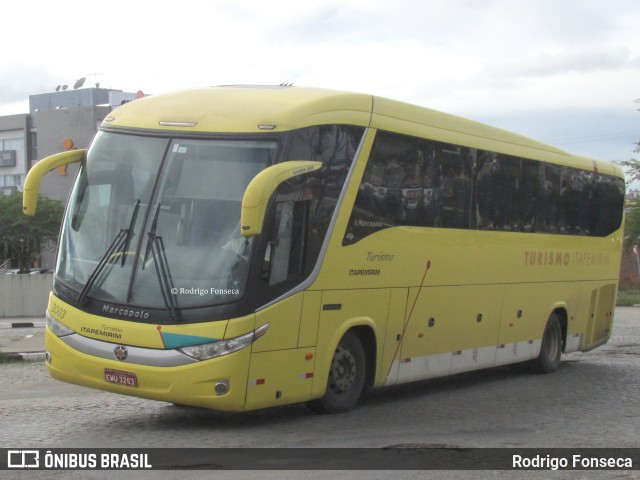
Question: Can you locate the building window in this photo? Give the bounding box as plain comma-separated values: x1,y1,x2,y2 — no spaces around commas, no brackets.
30,131,37,161
13,174,25,186
2,138,23,152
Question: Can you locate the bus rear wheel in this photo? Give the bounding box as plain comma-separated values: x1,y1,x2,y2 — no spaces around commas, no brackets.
307,331,366,414
532,313,563,373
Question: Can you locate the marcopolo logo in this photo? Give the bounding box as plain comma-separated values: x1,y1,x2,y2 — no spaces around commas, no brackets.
8,450,39,468
102,304,150,320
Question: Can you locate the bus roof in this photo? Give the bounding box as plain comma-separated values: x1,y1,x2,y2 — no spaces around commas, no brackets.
106,85,373,134
104,85,622,177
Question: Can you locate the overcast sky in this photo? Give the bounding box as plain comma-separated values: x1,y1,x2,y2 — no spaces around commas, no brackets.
1,0,638,166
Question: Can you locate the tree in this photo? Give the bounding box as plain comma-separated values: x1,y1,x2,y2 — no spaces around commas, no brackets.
617,99,640,249
620,157,640,250
618,159,640,184
625,175,640,248
626,207,640,250
0,193,64,272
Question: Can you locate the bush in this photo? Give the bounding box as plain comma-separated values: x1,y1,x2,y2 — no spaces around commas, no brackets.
617,288,640,306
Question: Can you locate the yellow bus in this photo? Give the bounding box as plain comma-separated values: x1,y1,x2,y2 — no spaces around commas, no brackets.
24,86,625,413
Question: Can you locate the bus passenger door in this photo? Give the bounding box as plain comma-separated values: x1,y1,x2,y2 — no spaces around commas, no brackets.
245,198,316,410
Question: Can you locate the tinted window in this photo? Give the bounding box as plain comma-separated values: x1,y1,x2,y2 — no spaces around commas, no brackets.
257,125,365,303
344,130,624,245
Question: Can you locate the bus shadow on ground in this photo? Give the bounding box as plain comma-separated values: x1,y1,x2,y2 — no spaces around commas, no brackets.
96,358,626,437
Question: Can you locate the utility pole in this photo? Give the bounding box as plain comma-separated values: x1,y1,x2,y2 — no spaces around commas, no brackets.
634,245,640,290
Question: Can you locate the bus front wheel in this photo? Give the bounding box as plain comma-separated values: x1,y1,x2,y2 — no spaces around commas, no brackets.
533,313,563,373
307,331,366,414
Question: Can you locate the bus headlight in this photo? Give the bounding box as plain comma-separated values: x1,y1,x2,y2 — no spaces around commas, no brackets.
46,311,74,337
178,323,269,361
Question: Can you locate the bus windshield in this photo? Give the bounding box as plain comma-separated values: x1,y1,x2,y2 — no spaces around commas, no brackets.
57,131,276,310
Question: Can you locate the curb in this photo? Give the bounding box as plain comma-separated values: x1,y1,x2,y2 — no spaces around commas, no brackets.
0,322,46,329
0,321,47,361
2,352,46,362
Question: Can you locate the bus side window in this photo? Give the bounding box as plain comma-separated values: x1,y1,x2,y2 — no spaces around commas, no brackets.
592,174,624,236
345,128,625,245
439,146,473,229
475,152,497,230
538,164,561,233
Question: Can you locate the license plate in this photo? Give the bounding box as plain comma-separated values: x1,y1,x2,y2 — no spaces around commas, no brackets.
104,369,138,387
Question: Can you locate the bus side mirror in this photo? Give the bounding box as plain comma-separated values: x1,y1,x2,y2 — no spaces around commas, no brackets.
241,160,322,236
23,149,85,216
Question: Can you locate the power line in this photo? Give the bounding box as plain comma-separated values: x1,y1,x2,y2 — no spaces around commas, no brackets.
548,131,639,146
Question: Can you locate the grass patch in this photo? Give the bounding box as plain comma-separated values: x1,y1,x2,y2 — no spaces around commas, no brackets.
617,288,640,306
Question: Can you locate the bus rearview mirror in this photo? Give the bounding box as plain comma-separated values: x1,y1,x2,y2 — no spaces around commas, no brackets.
23,149,85,216
241,160,322,236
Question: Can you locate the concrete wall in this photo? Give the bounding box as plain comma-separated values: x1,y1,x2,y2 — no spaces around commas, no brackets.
36,106,109,202
0,274,52,317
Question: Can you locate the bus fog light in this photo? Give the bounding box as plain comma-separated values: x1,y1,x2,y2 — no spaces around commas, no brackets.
214,380,230,396
45,352,52,364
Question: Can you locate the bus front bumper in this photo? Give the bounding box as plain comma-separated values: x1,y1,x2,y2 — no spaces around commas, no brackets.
45,328,250,412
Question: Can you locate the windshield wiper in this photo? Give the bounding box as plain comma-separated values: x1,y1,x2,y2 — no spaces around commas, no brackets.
119,200,140,266
143,203,181,322
142,202,162,267
76,200,140,306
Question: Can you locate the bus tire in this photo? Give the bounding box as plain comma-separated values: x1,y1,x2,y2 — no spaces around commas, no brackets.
532,313,563,373
307,331,366,414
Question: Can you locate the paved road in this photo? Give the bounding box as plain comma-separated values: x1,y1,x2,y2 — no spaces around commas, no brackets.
1,308,638,479
0,317,45,358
